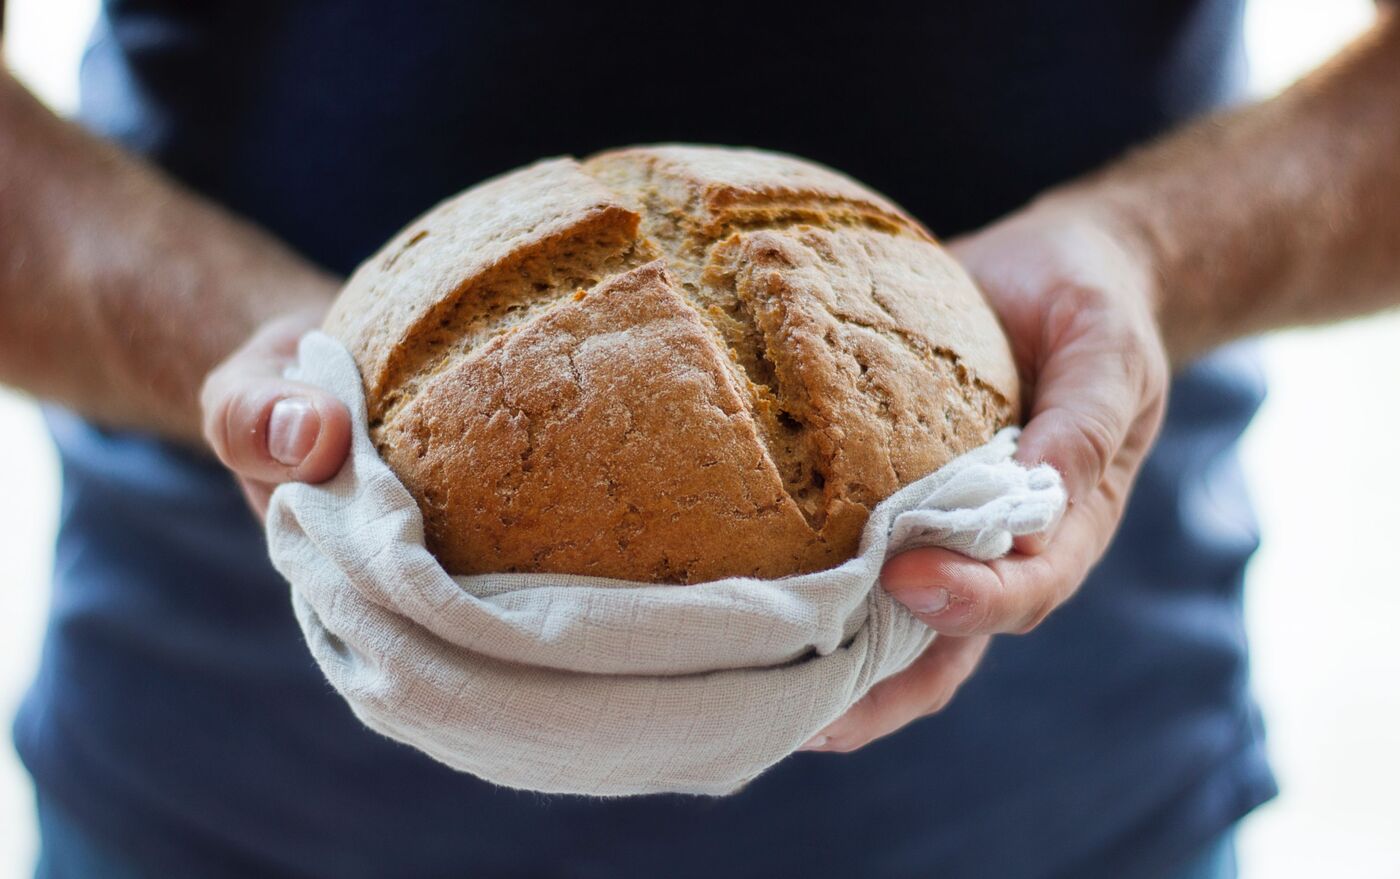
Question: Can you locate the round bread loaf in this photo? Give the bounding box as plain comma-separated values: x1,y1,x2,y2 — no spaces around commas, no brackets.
324,145,1020,584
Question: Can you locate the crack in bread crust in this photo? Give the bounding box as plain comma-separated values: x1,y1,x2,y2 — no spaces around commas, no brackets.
370,212,654,430
335,146,1020,582
575,153,1014,544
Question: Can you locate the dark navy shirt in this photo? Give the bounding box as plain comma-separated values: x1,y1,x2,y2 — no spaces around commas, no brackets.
15,2,1275,877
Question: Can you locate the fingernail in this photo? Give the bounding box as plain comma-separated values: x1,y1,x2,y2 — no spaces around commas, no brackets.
268,397,319,465
798,735,829,751
909,588,951,615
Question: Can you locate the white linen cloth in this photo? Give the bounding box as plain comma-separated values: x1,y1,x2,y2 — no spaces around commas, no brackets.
266,331,1066,796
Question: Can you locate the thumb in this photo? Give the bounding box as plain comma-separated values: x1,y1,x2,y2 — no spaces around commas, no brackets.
202,373,351,486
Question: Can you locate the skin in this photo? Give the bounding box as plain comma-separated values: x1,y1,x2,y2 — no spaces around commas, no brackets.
808,6,1400,752
0,41,349,505
1,7,1398,754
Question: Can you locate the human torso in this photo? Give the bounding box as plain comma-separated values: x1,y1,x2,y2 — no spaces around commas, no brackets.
17,3,1273,877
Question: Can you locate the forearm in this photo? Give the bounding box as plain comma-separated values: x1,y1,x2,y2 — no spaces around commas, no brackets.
1046,8,1400,363
0,69,338,444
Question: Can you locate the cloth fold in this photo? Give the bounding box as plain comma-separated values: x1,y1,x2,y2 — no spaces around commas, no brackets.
266,331,1065,796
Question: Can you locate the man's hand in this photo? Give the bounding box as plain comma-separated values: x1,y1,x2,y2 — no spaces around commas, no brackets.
802,199,1169,753
200,308,352,517
804,10,1400,753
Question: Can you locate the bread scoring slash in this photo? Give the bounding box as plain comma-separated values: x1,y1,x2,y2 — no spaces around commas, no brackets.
324,145,1020,583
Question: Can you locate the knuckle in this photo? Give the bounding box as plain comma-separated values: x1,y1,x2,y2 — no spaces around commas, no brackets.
948,564,1017,635
1042,406,1119,502
1011,553,1083,634
1142,339,1169,388
1127,335,1169,405
1097,468,1131,512
961,591,999,634
1042,285,1109,351
939,582,997,635
1074,408,1118,479
1014,595,1057,634
1100,305,1167,393
1140,377,1169,425
1005,557,1062,634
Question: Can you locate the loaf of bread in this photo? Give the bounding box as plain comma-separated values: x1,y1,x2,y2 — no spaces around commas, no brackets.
324,145,1020,584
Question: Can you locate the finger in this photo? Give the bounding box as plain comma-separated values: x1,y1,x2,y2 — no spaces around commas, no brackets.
881,437,1140,636
1015,287,1165,509
239,479,274,519
245,305,334,363
1011,529,1052,556
800,635,990,753
202,377,351,486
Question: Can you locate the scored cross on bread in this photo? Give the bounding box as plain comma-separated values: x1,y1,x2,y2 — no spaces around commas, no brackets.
324,145,1019,583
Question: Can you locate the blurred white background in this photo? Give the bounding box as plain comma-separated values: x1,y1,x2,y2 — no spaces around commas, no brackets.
1,1,1397,876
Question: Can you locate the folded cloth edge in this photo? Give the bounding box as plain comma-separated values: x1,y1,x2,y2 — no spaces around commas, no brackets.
266,331,1066,796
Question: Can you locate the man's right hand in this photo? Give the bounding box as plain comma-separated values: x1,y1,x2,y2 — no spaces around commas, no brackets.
200,308,352,518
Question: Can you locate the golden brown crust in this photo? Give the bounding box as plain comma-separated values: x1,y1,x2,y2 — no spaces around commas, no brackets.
327,145,1020,583
378,262,821,582
323,158,645,423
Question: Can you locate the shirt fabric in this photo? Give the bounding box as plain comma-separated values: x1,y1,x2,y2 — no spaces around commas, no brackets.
27,791,1241,879
14,2,1276,877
